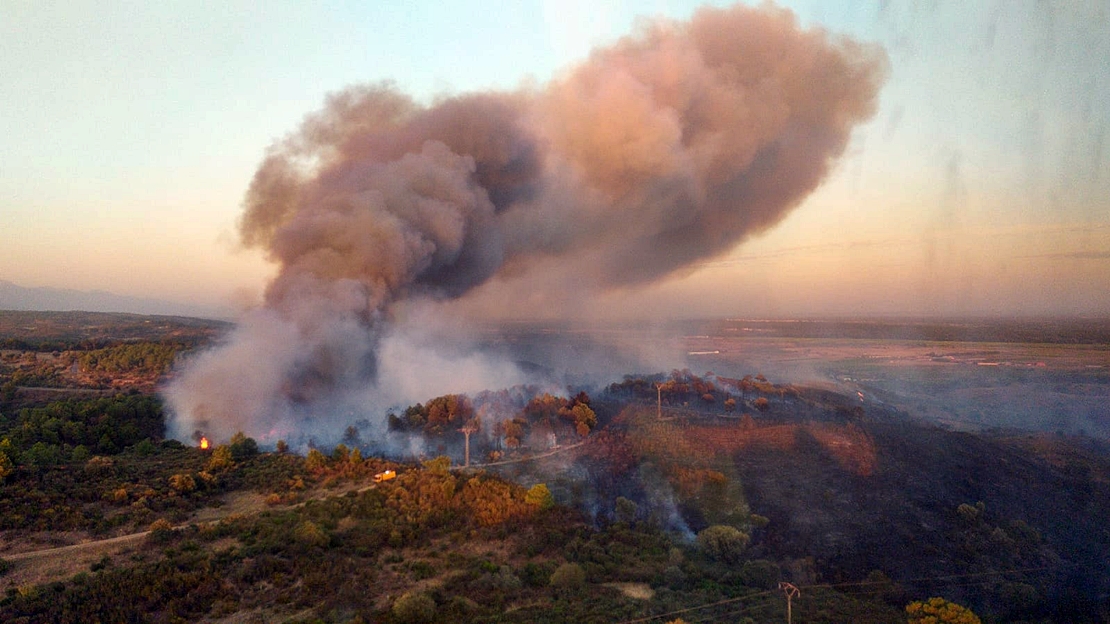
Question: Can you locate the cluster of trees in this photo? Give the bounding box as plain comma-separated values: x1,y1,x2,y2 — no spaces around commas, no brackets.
0,411,1007,624
0,395,163,472
378,456,549,534
75,342,181,377
0,337,116,352
572,406,758,540
387,390,599,462
0,446,877,623
0,339,190,401
0,438,216,533
606,370,794,415
498,391,597,446
0,352,65,392
387,394,476,437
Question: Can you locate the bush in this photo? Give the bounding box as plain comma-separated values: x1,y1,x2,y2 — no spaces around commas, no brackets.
294,520,329,548
738,559,780,589
525,483,554,509
549,562,586,589
392,590,436,624
906,597,981,624
147,518,174,544
132,439,156,456
169,473,196,493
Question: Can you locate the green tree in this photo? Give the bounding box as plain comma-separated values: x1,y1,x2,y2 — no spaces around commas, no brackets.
905,597,982,624
304,448,327,472
229,432,258,461
697,524,750,564
422,455,451,475
206,445,234,471
614,496,639,524
132,438,156,456
331,443,350,463
0,451,13,482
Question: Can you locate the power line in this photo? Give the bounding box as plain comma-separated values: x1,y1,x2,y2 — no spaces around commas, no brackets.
615,590,775,624
804,562,1080,591
613,561,1081,624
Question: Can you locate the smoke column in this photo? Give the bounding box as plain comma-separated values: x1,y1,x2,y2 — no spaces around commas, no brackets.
165,3,886,443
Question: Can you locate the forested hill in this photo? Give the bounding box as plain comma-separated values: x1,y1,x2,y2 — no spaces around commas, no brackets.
0,311,230,350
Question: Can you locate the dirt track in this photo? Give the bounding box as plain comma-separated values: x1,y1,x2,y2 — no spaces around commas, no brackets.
1,483,366,590
2,442,592,590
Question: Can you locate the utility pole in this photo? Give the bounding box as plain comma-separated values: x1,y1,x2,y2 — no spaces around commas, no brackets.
655,382,663,419
459,421,478,467
779,582,800,624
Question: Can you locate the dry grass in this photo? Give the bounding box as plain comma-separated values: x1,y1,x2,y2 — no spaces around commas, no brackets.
2,531,148,590
605,582,655,600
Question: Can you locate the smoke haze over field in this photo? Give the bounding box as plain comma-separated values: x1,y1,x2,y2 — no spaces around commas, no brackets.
165,3,886,443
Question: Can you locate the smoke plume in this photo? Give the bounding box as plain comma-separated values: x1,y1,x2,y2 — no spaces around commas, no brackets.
165,3,886,443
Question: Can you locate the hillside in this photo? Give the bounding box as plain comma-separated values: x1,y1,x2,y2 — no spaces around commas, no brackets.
0,310,230,348
490,375,1110,622
0,313,1108,621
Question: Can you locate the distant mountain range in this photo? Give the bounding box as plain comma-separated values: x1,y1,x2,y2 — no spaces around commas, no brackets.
0,279,230,320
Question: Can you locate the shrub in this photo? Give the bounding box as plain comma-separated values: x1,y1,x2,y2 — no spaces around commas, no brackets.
169,473,196,493
0,452,12,482
294,520,329,548
392,590,436,624
147,518,174,544
906,597,981,624
525,483,554,509
738,559,780,589
132,439,156,456
550,562,586,589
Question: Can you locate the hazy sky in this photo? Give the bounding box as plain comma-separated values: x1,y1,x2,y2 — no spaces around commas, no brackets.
2,1,1108,319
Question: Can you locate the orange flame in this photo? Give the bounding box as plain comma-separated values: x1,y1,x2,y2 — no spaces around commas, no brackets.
199,437,209,450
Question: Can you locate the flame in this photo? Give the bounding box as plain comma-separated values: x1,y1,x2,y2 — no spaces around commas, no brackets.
199,437,209,450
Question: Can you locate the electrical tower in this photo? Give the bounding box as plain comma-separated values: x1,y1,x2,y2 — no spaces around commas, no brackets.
779,582,800,624
459,421,478,467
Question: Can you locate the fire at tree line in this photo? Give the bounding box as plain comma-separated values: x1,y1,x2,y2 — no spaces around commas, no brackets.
2,325,1109,622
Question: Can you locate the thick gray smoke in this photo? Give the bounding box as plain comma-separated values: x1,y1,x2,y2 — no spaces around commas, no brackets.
165,3,886,443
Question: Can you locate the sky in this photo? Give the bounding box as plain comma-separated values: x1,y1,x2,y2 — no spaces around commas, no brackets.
1,0,1108,320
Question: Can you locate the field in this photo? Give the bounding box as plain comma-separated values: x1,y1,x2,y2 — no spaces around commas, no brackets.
697,336,1108,437
502,317,1110,437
